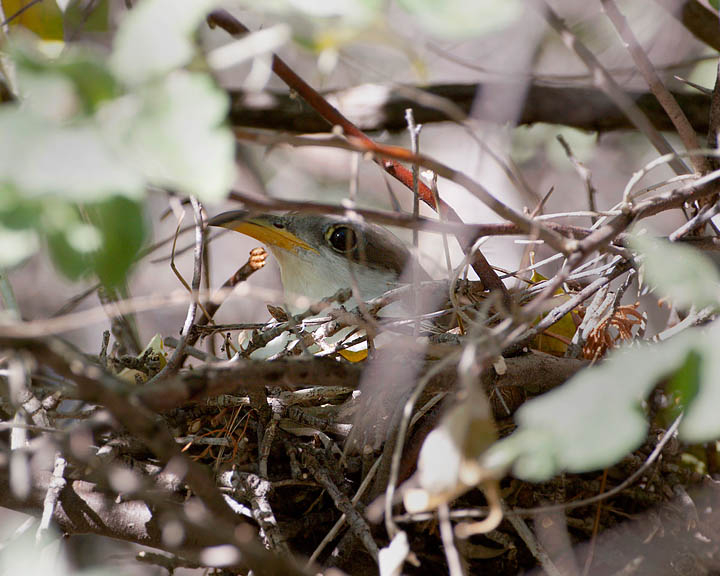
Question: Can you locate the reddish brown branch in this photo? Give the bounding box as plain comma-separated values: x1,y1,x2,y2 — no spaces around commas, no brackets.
234,129,571,253
234,130,720,255
207,10,438,212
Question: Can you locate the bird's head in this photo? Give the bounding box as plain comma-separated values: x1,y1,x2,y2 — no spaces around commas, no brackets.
208,210,421,310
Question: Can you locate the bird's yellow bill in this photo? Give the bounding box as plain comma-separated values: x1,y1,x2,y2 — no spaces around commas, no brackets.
223,219,315,253
339,349,368,362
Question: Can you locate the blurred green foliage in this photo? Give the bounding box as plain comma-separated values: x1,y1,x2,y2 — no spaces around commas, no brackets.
0,0,235,286
3,0,110,41
233,0,519,58
485,239,720,481
632,234,720,310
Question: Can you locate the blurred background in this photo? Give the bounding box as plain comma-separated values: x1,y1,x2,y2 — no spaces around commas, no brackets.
1,0,717,572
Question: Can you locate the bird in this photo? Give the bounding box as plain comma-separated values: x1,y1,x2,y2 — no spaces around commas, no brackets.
208,210,429,313
208,210,431,360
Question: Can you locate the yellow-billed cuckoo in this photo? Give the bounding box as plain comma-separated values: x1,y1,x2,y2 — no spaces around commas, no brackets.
208,210,430,313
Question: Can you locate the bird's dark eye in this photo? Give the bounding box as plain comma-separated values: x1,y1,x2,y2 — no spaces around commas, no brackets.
326,225,357,253
272,221,285,229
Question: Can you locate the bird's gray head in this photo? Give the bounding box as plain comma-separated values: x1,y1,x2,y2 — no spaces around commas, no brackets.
209,210,424,310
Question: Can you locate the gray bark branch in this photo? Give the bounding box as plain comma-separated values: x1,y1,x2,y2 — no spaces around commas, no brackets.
230,84,711,135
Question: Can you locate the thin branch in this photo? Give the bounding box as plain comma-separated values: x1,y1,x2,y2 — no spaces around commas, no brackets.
228,188,590,240
233,472,292,556
35,453,67,543
302,447,380,562
556,135,598,223
0,468,313,576
538,0,690,175
384,353,461,539
307,457,382,565
439,504,466,576
708,59,720,151
147,197,204,384
602,0,710,174
98,286,141,356
0,338,257,543
517,261,632,347
406,108,423,335
184,247,267,352
0,0,43,27
234,129,572,253
669,200,720,240
506,511,563,576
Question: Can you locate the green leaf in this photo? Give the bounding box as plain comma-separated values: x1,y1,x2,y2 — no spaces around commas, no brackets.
3,1,232,205
484,329,703,481
0,110,144,201
47,227,90,282
14,42,120,114
4,0,64,40
89,196,145,286
678,322,720,443
4,0,108,40
64,0,110,34
485,318,720,480
110,0,218,85
43,200,93,281
0,189,42,230
662,350,701,425
45,197,145,286
396,0,520,38
55,57,120,112
631,235,720,310
115,72,234,201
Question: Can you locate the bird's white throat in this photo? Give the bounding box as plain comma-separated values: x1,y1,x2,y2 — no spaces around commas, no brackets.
271,245,399,313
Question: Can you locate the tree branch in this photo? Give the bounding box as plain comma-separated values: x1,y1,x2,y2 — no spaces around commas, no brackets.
655,0,720,52
602,0,709,174
0,468,218,550
228,84,711,135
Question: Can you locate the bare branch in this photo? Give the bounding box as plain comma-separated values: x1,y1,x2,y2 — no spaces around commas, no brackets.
150,196,205,384
227,84,712,135
655,0,720,52
602,0,710,174
539,0,690,175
